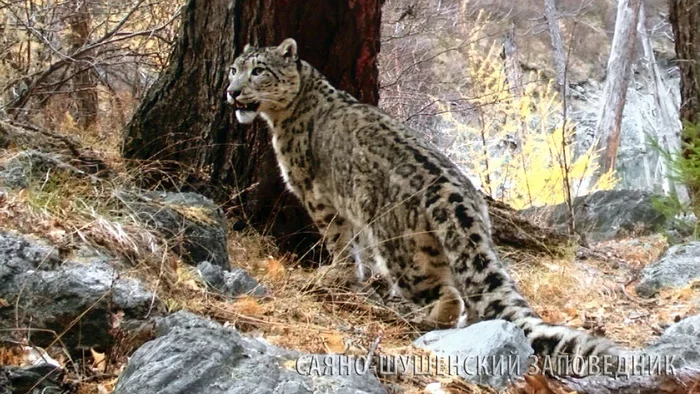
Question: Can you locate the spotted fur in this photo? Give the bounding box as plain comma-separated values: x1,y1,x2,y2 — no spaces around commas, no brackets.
226,38,619,366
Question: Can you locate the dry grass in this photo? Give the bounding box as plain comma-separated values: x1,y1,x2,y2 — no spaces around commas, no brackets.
2,127,699,393
0,143,181,389
0,162,176,280
154,229,698,393
510,234,700,350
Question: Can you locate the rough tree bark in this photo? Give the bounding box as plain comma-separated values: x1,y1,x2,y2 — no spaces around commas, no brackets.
593,0,642,177
544,0,567,99
486,196,571,256
669,0,700,207
67,0,98,129
121,0,382,258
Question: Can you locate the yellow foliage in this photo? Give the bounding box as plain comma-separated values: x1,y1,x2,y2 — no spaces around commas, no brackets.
435,24,616,209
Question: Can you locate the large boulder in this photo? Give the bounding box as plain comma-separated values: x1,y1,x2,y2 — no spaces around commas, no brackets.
0,230,160,353
644,315,700,371
520,190,665,242
114,311,387,394
123,191,229,269
635,242,700,297
413,320,533,388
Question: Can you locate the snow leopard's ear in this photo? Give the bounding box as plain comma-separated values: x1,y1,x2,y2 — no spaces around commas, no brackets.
277,38,298,62
242,43,256,55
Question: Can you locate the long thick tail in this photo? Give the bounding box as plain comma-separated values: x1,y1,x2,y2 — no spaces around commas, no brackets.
458,251,620,374
425,190,619,374
479,273,619,362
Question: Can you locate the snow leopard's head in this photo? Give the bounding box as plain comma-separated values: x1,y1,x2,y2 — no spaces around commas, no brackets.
226,38,301,124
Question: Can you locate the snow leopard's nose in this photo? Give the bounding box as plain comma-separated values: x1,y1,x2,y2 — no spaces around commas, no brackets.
226,88,241,104
227,88,241,99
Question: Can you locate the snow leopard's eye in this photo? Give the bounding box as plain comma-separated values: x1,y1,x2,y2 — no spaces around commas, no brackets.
251,67,265,76
230,66,238,75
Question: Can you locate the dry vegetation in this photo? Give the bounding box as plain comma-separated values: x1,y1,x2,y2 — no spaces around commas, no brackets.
2,141,697,393
2,0,700,393
1,0,182,136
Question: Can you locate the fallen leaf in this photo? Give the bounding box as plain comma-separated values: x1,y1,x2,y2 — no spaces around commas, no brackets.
234,296,263,316
282,359,297,370
110,310,125,330
319,332,347,354
563,307,578,319
91,348,106,372
264,257,286,281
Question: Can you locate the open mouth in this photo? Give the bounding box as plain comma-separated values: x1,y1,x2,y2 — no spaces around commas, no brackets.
233,99,260,113
231,98,261,124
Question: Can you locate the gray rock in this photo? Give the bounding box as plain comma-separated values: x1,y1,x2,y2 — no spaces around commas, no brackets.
0,150,95,190
520,190,665,242
413,320,533,388
0,150,58,189
114,311,386,394
644,315,700,371
663,315,700,337
197,261,265,297
125,191,229,269
0,369,10,394
0,364,65,394
155,309,225,334
0,230,160,353
636,242,700,297
0,229,61,279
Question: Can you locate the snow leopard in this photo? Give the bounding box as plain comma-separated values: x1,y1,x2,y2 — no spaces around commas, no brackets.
225,38,619,365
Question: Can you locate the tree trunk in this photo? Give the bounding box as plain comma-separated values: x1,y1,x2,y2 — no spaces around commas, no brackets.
543,0,576,234
639,3,688,200
121,0,382,258
502,27,534,207
67,0,98,130
669,0,700,208
543,0,567,99
503,27,525,99
593,0,641,178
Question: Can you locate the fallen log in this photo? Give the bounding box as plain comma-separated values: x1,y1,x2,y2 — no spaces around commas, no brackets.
485,195,573,257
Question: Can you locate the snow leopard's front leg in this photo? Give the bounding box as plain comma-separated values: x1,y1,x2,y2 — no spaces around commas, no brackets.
306,203,373,290
306,201,357,261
